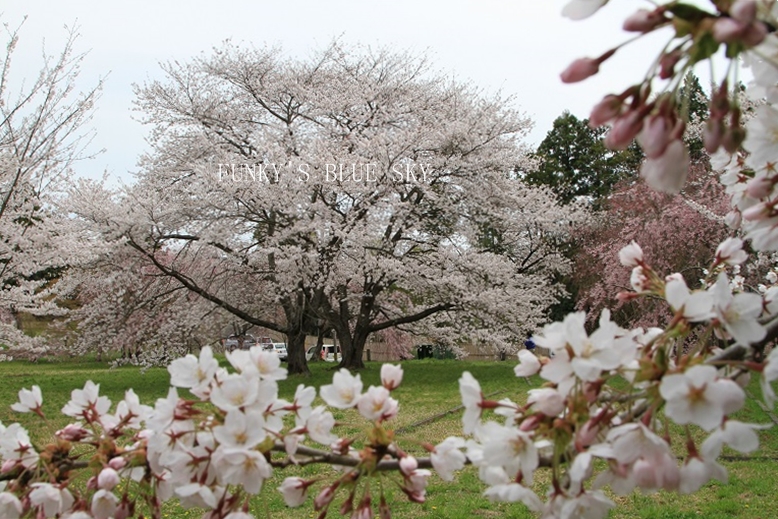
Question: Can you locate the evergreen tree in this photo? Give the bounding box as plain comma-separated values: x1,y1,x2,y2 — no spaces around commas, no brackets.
525,111,641,208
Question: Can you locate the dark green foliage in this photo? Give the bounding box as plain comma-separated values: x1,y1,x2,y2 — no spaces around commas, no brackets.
525,111,641,208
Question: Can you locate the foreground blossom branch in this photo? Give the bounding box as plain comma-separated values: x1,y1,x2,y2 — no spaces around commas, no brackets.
5,1,778,518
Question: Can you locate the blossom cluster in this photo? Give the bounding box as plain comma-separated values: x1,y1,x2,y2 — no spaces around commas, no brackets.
451,238,776,517
5,1,778,518
561,0,778,195
0,348,459,518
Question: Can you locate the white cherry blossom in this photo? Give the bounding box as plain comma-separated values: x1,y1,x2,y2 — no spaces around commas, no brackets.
483,483,543,511
61,381,111,420
319,369,363,409
514,349,541,377
430,437,467,481
710,272,766,345
29,483,75,518
91,489,119,519
209,373,259,412
380,364,404,390
278,477,309,507
562,0,609,20
356,385,398,421
459,371,484,434
10,385,42,414
0,492,22,519
212,409,266,449
212,447,272,494
618,241,643,267
664,274,714,322
660,365,745,431
168,346,219,398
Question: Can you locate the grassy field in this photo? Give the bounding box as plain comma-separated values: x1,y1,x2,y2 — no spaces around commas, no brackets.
0,356,776,518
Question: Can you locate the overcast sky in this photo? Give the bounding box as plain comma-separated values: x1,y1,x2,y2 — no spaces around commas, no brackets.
2,1,696,184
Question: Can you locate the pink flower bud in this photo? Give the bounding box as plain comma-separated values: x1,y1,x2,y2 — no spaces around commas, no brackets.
380,364,403,391
638,113,673,158
379,495,392,519
746,176,774,199
339,494,354,515
114,501,132,519
742,202,770,221
589,95,623,127
713,17,748,43
703,119,724,154
722,126,746,153
731,0,757,23
742,21,768,46
1,459,17,473
56,423,90,442
98,467,121,490
560,57,600,83
314,483,338,510
400,455,418,476
108,457,127,471
623,8,667,32
659,51,682,79
605,110,644,150
725,210,742,229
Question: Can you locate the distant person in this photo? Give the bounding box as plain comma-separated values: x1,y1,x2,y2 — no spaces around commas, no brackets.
524,332,536,351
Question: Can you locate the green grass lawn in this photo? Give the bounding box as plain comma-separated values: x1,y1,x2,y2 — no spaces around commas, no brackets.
0,356,776,518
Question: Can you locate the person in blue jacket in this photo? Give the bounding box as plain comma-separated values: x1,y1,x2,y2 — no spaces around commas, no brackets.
524,332,536,351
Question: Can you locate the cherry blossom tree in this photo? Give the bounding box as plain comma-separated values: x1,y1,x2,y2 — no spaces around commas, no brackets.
73,42,584,374
63,237,229,365
0,20,100,355
575,160,731,328
7,2,778,519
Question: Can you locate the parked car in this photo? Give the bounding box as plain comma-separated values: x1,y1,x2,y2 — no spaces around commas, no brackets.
263,342,288,361
272,343,288,361
223,334,257,351
305,345,340,362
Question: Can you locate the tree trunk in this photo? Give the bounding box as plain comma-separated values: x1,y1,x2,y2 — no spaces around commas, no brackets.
286,326,310,376
308,327,325,363
337,328,366,370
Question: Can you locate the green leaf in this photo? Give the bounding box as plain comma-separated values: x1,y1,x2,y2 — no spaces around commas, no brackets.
688,32,720,64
